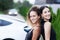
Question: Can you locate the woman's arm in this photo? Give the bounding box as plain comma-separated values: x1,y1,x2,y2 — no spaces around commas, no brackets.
44,22,51,40
32,27,40,40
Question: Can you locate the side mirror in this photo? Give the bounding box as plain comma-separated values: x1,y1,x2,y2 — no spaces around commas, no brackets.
24,26,31,33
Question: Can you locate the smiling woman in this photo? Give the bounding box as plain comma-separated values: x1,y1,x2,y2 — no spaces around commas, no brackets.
39,6,56,40
25,6,41,40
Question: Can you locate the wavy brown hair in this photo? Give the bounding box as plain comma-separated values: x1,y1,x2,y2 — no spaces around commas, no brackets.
27,6,41,27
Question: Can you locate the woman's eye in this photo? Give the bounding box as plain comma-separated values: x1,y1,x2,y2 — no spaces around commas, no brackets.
33,15,36,17
30,15,35,18
44,11,47,13
48,11,50,12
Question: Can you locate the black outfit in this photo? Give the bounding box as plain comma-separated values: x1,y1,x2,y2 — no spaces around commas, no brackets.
41,20,56,40
25,29,40,40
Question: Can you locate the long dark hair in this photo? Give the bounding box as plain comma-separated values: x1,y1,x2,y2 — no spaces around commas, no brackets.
39,6,52,22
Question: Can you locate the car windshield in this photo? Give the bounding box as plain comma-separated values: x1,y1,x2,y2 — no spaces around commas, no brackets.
0,19,12,26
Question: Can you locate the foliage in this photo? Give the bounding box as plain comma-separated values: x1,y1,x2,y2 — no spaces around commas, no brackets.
18,1,32,19
0,0,14,11
50,7,60,40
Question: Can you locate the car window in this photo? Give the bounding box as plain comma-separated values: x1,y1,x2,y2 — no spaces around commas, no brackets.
0,19,12,26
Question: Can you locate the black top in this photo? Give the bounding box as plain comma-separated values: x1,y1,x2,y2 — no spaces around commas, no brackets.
25,29,40,40
41,20,56,40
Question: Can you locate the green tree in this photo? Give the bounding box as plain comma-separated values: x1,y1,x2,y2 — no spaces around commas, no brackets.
49,7,56,23
54,8,60,40
14,1,22,9
0,0,14,11
50,8,60,40
18,1,32,19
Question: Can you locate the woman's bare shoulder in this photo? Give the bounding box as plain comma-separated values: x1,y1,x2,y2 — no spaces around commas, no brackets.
44,21,51,25
44,21,51,28
33,27,40,30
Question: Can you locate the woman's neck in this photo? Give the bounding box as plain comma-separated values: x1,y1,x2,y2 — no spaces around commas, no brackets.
32,21,40,27
44,19,49,22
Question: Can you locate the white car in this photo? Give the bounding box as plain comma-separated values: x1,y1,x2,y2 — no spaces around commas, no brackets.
0,15,27,40
8,9,18,16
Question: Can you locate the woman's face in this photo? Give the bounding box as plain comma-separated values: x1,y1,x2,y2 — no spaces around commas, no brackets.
30,11,40,24
41,7,51,20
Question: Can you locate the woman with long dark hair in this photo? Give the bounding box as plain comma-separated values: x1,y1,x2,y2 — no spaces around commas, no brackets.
39,6,56,40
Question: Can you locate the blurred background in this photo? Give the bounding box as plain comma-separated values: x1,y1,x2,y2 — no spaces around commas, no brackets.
0,0,60,40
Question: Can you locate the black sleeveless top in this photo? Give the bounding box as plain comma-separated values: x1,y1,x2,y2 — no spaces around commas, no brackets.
41,20,56,40
25,29,40,40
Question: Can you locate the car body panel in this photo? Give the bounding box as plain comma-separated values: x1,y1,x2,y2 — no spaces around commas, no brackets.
0,15,27,40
